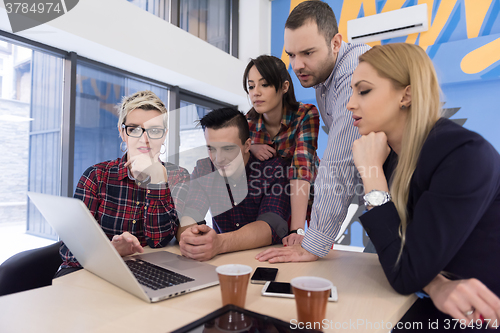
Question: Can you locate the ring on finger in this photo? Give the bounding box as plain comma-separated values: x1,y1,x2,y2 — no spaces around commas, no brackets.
464,307,475,316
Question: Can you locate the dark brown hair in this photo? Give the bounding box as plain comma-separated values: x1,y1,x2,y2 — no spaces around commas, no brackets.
199,108,250,145
285,0,338,45
243,55,300,120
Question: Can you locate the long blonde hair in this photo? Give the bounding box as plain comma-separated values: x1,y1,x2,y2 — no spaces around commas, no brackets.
359,43,441,263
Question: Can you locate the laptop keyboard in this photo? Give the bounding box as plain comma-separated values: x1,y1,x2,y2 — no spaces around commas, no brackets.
126,259,195,290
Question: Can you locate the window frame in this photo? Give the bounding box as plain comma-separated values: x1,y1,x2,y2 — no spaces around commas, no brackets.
0,30,233,239
166,88,236,165
168,0,239,57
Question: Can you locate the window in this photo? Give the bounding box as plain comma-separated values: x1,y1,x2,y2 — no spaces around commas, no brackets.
0,31,231,264
179,0,231,53
0,40,12,53
0,58,4,98
178,100,211,173
73,61,170,194
177,99,213,225
128,0,237,56
0,37,64,241
127,0,169,20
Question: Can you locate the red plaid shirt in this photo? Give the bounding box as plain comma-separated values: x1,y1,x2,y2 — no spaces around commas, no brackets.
247,103,320,183
60,156,189,267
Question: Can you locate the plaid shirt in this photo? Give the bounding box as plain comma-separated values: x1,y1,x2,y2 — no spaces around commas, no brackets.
60,156,190,268
247,103,320,183
183,153,291,244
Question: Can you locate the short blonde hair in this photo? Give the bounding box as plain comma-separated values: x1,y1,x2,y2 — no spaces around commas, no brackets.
117,90,168,128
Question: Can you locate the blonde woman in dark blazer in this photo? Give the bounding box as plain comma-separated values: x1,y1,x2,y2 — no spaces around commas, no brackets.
348,43,500,327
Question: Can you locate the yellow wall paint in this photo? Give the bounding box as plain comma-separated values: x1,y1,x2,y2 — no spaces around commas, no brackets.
461,37,500,74
417,0,457,48
338,0,377,39
279,0,499,75
464,0,491,39
406,32,419,44
380,0,408,13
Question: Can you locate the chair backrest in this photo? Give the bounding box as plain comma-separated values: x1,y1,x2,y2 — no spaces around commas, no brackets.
0,241,62,297
334,203,360,242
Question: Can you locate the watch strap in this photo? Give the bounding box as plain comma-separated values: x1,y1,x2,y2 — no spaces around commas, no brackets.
288,228,305,236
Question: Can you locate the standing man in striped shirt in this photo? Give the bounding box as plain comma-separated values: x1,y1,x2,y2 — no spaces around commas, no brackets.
257,0,370,262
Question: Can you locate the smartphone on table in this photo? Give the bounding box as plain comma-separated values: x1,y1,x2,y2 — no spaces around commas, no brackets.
261,281,338,302
250,267,278,284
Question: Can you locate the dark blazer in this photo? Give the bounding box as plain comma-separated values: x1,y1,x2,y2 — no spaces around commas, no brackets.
360,118,500,296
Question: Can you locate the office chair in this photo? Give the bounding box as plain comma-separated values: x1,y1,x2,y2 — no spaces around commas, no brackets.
0,241,62,297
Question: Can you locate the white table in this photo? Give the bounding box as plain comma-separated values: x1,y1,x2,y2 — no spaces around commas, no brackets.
0,245,416,333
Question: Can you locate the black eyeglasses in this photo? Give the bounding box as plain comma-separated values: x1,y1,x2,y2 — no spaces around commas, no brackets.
122,124,166,140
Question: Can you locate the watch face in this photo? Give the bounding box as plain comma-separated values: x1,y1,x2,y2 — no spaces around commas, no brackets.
370,191,385,205
366,191,389,206
297,228,305,236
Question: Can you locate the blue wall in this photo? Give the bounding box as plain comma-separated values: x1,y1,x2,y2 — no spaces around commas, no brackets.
272,0,500,161
271,0,500,247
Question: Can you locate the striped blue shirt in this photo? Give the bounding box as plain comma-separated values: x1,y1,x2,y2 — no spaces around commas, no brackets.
302,41,371,257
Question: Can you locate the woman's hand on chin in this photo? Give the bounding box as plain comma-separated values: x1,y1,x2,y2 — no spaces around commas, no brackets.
352,132,391,193
125,152,166,184
352,132,391,175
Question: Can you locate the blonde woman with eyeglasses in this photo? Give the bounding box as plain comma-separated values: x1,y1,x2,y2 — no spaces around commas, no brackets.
56,90,189,277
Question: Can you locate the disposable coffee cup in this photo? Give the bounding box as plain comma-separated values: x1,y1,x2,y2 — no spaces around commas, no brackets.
216,264,252,308
291,276,332,329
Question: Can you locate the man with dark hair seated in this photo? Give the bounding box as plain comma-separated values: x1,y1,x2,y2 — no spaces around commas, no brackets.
178,108,291,261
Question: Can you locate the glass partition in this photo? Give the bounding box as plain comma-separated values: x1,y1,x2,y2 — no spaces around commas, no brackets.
73,62,170,194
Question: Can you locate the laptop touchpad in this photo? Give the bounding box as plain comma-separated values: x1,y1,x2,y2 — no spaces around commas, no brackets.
161,258,202,271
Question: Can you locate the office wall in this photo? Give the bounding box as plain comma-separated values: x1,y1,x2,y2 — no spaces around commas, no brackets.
0,1,275,239
239,0,272,63
271,0,500,248
272,0,500,156
0,0,258,109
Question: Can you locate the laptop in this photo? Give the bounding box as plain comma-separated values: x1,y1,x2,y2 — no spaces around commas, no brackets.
27,192,219,303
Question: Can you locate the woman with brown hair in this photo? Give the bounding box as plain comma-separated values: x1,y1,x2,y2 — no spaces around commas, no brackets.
243,55,320,246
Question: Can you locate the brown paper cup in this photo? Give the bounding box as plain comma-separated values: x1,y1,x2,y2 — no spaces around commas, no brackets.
216,264,252,308
291,276,333,329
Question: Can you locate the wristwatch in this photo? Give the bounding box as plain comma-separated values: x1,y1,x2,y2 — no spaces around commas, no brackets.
288,228,305,236
363,190,391,208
